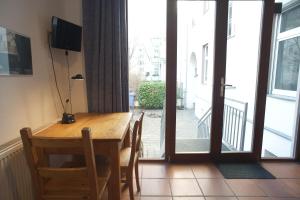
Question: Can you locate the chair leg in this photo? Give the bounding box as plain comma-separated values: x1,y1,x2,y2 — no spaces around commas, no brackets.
135,161,140,192
105,174,112,200
127,171,134,200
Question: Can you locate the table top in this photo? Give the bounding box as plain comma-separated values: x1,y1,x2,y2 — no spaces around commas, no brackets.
35,112,132,142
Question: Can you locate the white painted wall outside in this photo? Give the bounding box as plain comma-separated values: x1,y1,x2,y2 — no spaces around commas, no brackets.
178,1,297,157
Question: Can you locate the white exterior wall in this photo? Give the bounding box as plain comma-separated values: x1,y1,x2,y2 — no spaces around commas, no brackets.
179,1,297,157
177,2,215,114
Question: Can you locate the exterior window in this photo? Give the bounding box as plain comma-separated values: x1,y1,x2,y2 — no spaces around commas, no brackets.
153,64,160,76
280,5,300,32
271,4,300,97
202,44,208,84
274,38,300,91
203,1,209,14
227,2,234,38
190,53,198,77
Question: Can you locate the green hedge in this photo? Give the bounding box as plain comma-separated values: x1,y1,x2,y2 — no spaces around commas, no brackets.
138,81,165,109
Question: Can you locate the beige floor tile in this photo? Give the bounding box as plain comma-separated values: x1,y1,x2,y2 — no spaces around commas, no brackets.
197,179,234,196
271,198,300,200
121,196,140,200
205,197,238,200
142,163,169,178
133,164,143,178
261,162,300,179
140,197,172,200
226,179,266,196
254,179,296,197
192,163,223,178
121,180,141,200
167,164,195,178
237,197,271,200
173,197,205,200
170,179,203,196
280,179,300,197
134,162,300,200
141,179,171,196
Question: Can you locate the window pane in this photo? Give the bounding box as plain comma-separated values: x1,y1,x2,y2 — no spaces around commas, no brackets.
228,3,233,19
176,1,215,153
262,0,299,158
274,37,300,91
202,44,208,84
227,3,234,37
280,5,300,32
221,0,263,153
128,0,166,159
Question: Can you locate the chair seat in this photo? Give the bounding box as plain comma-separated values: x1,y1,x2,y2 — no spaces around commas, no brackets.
120,147,131,168
43,161,111,199
62,160,111,179
44,177,107,196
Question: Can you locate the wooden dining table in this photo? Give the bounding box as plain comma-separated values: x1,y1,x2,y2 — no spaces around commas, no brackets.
35,112,132,200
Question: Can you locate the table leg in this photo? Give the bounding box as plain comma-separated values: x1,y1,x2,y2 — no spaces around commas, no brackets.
108,143,121,200
123,126,131,148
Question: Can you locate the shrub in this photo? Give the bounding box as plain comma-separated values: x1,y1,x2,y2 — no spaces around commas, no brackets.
137,81,165,109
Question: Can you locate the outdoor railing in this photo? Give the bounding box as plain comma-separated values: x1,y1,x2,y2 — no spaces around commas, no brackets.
197,108,212,139
159,98,248,153
222,98,248,151
160,101,166,157
197,98,248,151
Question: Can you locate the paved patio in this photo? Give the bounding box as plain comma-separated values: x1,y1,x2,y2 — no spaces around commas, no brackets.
132,108,206,158
131,109,163,158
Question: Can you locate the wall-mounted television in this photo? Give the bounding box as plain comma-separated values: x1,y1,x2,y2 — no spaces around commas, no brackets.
51,16,82,52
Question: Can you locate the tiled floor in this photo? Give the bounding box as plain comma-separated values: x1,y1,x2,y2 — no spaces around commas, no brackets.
120,162,300,200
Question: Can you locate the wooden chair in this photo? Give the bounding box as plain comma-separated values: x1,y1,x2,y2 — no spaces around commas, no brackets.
136,112,144,158
20,127,111,200
120,112,144,200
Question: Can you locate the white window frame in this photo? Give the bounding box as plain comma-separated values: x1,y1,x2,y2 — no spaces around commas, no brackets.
201,44,209,84
227,2,235,38
270,5,300,98
203,1,209,15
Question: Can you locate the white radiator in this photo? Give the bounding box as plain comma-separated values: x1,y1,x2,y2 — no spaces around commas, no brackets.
0,139,33,200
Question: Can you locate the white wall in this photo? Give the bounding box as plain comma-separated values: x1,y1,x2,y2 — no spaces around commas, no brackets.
177,1,215,113
0,0,87,145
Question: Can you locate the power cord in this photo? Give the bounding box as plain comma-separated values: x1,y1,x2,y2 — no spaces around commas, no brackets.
65,50,73,114
48,32,65,112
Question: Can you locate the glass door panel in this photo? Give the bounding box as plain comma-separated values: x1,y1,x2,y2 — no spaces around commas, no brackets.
262,0,300,158
221,0,263,153
175,0,216,153
128,0,166,159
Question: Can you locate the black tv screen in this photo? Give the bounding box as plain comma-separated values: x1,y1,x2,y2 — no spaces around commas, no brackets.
51,16,82,52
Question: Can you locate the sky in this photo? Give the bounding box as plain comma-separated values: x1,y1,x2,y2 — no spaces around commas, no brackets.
128,0,166,42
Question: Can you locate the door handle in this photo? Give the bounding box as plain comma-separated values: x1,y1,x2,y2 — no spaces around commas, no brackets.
222,83,233,87
220,77,235,97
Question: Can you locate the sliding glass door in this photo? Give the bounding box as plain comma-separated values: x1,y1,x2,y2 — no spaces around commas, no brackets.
167,0,277,162
128,0,299,161
221,0,264,154
128,0,166,159
175,1,216,154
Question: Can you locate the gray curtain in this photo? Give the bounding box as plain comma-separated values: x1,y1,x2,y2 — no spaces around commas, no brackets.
82,0,129,113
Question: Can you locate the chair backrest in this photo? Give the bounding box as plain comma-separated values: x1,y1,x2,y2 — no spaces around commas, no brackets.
128,112,144,168
20,127,99,200
136,112,144,153
129,120,139,169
